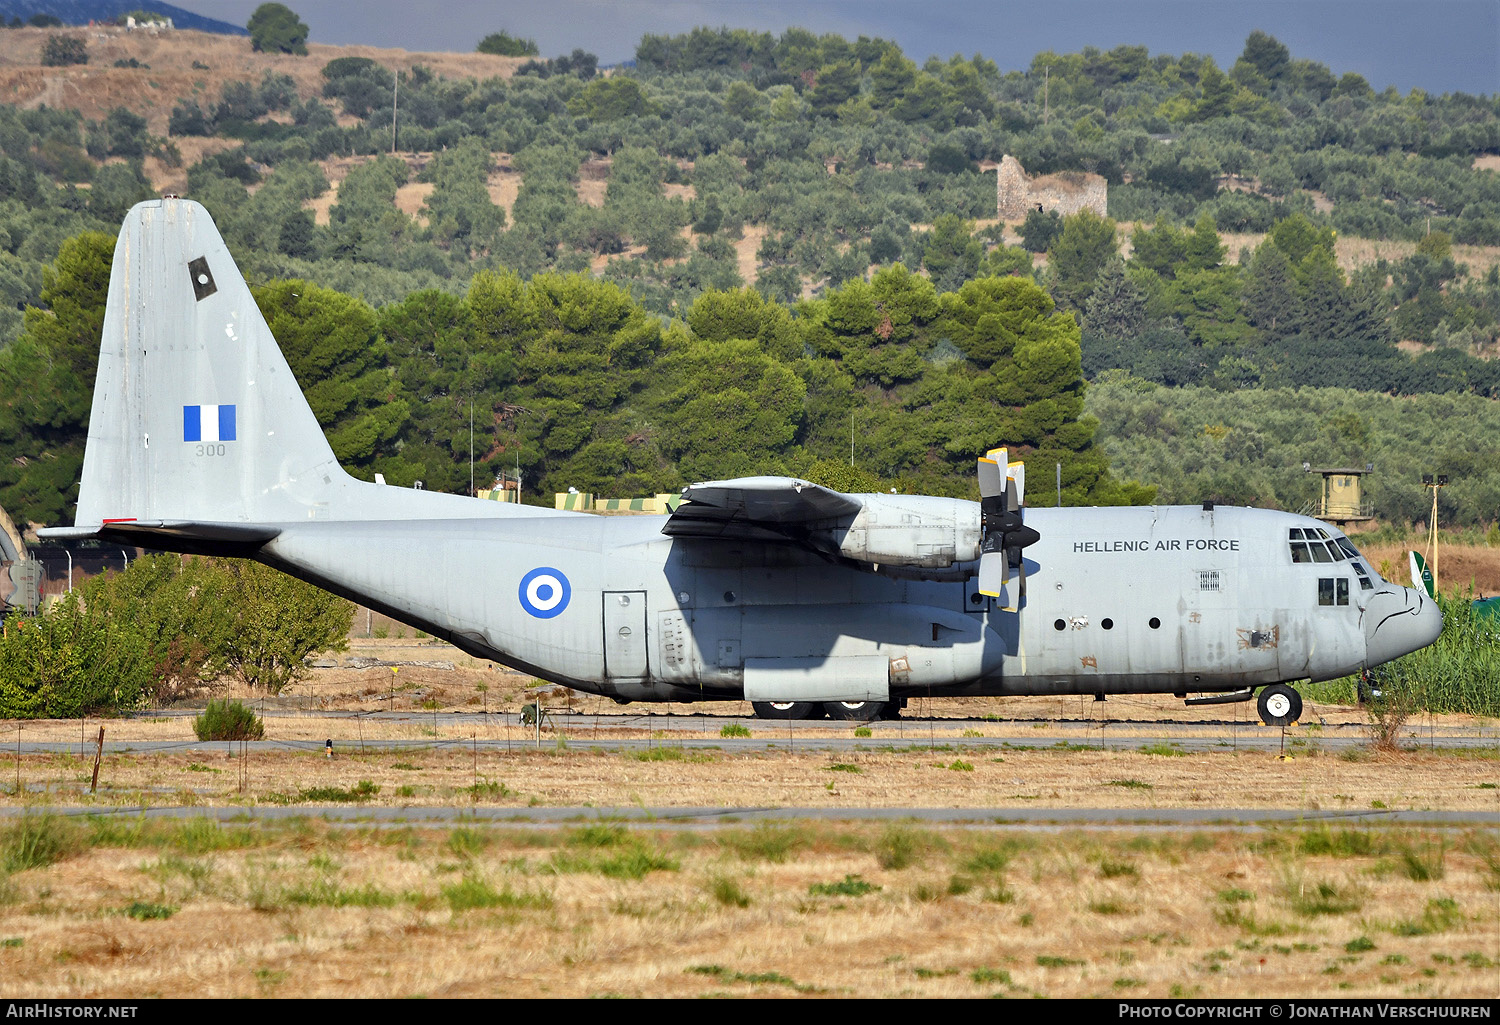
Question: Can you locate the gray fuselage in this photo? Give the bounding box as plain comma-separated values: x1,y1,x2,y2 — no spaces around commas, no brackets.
254,501,1425,705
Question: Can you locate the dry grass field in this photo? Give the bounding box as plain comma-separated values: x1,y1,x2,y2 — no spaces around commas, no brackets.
0,814,1495,998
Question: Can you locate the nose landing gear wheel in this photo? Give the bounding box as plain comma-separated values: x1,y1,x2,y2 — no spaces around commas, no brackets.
1257,684,1302,727
822,700,885,721
750,701,820,720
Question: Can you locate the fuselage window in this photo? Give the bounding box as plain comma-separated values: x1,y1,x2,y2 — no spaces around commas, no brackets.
1351,561,1374,590
1318,577,1350,606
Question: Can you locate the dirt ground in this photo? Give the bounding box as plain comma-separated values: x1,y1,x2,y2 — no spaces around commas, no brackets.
1,635,1495,815
0,27,524,136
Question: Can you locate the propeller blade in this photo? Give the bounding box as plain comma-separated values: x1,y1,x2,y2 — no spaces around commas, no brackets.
977,448,1006,499
978,550,1006,598
1008,460,1026,508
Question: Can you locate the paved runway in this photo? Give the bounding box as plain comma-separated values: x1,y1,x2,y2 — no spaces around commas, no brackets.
9,706,1499,755
0,803,1494,828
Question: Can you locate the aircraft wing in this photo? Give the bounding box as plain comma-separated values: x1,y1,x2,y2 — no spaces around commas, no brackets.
664,476,981,578
664,476,863,542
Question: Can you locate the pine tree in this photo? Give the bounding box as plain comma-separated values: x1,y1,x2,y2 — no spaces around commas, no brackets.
1242,242,1303,341
1084,259,1147,339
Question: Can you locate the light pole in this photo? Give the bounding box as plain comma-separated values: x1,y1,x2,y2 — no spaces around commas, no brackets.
1422,473,1449,593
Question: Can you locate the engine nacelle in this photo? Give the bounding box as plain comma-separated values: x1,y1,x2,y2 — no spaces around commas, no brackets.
828,494,981,569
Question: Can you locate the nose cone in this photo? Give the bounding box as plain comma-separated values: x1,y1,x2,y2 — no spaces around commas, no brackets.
1365,586,1444,668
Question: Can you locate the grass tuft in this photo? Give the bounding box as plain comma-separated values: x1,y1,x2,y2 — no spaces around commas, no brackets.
808,874,879,897
721,825,809,864
1393,897,1462,936
875,825,944,870
299,780,379,803
2,815,77,873
122,901,175,920
1398,842,1446,882
709,875,751,908
442,875,553,913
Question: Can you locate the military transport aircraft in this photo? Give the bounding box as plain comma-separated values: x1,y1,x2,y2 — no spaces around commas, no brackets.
40,200,1444,726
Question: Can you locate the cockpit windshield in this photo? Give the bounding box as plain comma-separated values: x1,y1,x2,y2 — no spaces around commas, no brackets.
1289,526,1377,589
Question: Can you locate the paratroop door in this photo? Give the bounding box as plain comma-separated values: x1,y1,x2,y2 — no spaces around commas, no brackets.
603,591,647,679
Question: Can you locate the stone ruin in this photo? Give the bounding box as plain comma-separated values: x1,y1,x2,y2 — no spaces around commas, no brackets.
995,155,1107,221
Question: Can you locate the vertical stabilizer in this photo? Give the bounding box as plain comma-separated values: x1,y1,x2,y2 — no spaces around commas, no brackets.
72,199,565,528
76,199,342,526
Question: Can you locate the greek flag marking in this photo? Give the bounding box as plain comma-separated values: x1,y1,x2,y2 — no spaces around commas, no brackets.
183,404,236,443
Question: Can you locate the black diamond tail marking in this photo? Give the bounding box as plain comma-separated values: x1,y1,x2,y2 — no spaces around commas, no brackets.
188,256,216,301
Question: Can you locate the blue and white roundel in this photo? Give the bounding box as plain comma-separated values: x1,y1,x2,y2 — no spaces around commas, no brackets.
518,567,571,619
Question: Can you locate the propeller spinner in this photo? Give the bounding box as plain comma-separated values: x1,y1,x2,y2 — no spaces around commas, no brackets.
977,448,1040,607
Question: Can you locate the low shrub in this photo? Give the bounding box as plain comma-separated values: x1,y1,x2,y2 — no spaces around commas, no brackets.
193,700,264,741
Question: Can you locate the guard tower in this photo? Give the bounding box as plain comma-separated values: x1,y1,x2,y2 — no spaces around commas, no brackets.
1306,464,1375,526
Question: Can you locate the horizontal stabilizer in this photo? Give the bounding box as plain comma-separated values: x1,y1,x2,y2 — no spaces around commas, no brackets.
39,520,280,555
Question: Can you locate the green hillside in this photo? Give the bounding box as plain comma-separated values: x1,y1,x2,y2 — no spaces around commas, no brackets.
0,24,1496,527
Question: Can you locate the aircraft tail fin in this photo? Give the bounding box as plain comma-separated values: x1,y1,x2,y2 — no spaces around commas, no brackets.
72,199,344,528
66,199,558,532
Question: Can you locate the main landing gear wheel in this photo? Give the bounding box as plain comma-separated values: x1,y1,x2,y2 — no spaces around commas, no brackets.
1257,684,1302,727
751,701,821,720
822,700,886,721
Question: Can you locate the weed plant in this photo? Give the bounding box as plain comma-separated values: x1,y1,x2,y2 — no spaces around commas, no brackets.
122,901,175,920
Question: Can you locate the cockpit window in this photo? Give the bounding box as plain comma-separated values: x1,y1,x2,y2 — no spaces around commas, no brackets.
1352,561,1374,590
1291,527,1371,572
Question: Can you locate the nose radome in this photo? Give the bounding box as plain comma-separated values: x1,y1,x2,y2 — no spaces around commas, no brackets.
1365,586,1444,668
